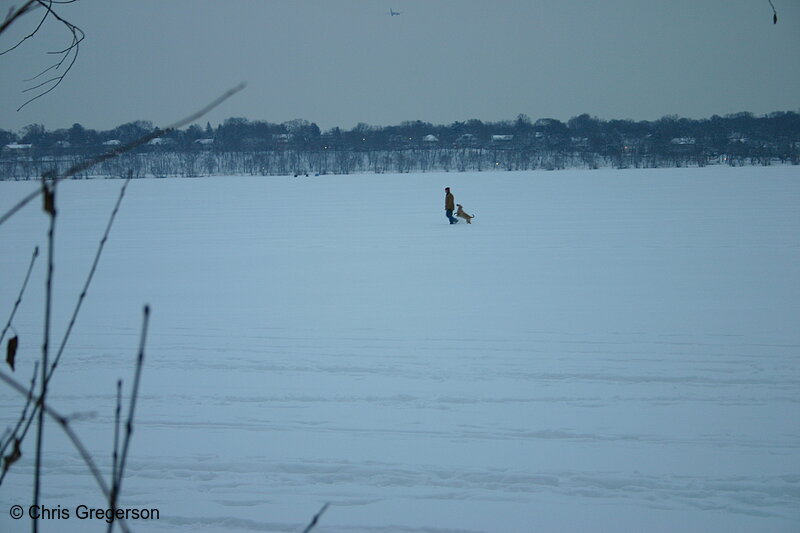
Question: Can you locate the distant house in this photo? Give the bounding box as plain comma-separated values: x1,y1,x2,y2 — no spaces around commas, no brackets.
491,134,513,142
194,138,214,146
2,142,32,151
422,134,438,143
273,133,292,144
103,139,121,146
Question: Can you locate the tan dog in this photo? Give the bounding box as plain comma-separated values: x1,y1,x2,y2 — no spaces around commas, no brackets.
455,204,475,224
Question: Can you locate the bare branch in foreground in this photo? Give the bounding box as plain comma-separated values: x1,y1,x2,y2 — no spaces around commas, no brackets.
47,174,132,382
0,369,132,533
1,0,86,111
111,378,122,496
302,502,330,533
0,0,38,38
33,175,57,533
1,173,133,491
1,246,40,349
108,305,149,532
0,362,37,477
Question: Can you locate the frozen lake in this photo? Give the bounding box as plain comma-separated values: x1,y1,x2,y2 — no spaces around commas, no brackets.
1,166,799,532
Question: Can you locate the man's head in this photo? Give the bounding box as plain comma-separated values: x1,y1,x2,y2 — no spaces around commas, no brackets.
445,187,450,193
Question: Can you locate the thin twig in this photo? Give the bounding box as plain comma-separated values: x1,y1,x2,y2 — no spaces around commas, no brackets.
0,369,131,533
0,362,38,475
163,83,247,131
0,0,39,39
0,1,50,56
16,1,85,111
47,173,132,382
33,176,56,533
0,1,85,110
108,305,149,532
0,246,39,347
0,82,246,227
112,379,122,489
302,503,330,533
108,377,122,533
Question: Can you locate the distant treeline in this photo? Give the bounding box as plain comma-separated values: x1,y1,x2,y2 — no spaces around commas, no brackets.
2,111,798,179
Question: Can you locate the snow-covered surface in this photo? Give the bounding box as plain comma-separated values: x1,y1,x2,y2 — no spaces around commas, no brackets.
1,166,798,532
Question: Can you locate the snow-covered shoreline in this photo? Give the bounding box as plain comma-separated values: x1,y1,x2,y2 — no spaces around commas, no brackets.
2,149,796,181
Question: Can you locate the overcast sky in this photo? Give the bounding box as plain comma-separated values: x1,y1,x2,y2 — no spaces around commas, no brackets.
1,0,798,133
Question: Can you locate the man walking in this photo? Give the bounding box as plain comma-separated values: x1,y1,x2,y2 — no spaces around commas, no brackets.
444,187,458,224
